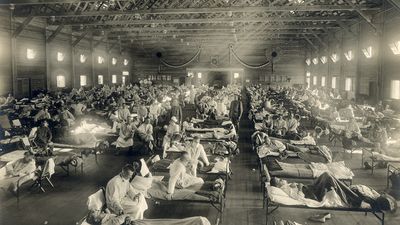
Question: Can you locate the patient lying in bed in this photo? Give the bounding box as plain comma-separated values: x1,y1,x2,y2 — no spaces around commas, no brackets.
269,172,378,208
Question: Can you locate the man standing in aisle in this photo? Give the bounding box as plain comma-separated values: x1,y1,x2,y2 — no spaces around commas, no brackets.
229,94,243,130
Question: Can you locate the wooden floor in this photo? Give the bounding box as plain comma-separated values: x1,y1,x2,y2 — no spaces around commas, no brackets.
1,92,400,225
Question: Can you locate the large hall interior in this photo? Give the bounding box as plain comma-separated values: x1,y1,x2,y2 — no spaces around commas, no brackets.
1,0,400,225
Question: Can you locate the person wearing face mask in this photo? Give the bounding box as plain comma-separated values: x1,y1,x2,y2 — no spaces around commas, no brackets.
105,164,148,220
167,152,204,200
186,137,210,177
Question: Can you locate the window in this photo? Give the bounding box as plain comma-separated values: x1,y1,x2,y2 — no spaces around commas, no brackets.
313,76,317,85
197,72,202,78
330,53,339,63
345,77,352,91
306,77,311,88
122,71,129,76
389,41,400,55
112,75,117,84
80,54,87,63
98,75,103,85
167,75,171,81
27,48,36,59
306,71,310,77
234,73,239,79
391,80,400,99
112,57,117,65
344,50,353,61
123,59,129,66
245,79,250,83
56,75,65,88
320,56,327,64
57,52,65,62
332,77,337,89
122,76,126,85
312,58,318,65
98,56,104,64
187,72,194,77
362,46,373,58
305,58,311,66
321,76,326,87
80,75,87,86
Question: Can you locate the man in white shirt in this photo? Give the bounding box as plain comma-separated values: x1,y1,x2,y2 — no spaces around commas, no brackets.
186,137,210,176
105,164,148,220
137,117,154,153
167,152,204,200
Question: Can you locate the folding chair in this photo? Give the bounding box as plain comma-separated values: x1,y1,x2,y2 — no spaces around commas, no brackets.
31,158,55,193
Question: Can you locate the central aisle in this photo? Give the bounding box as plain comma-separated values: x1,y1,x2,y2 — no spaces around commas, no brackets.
222,89,265,225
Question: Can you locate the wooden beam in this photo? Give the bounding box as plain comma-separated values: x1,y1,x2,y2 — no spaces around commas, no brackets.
337,20,357,37
302,34,318,50
387,0,400,12
343,0,379,33
12,16,33,38
6,0,95,5
14,5,381,17
72,31,89,47
310,30,328,48
50,16,357,26
46,25,64,42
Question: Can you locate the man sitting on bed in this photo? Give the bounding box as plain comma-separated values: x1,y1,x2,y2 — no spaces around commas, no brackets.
167,152,204,200
187,137,210,176
106,164,148,220
2,151,36,194
257,135,286,158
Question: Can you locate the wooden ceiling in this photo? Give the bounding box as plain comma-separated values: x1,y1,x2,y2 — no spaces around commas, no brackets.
6,0,388,54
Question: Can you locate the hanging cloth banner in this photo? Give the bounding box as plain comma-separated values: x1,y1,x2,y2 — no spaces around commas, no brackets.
229,45,270,69
160,47,201,68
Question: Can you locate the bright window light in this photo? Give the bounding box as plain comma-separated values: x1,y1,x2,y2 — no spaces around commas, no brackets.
98,56,104,64
306,77,311,88
123,59,129,66
389,41,400,55
391,80,400,99
80,54,87,63
234,72,239,79
306,71,310,77
56,75,65,88
57,52,65,62
80,75,87,86
313,76,317,85
98,75,103,85
321,76,326,87
362,46,373,58
122,71,129,76
312,58,318,65
330,53,339,63
332,77,337,89
187,72,194,77
344,50,353,61
122,76,126,85
305,58,311,66
27,48,36,59
320,56,327,64
112,57,117,65
345,77,352,91
197,72,202,78
112,75,117,84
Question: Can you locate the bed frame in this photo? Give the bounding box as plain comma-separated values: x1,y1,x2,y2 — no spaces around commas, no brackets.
263,183,385,225
361,148,400,175
387,164,400,189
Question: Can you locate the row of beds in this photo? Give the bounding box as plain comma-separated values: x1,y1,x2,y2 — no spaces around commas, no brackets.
247,91,387,225
79,118,237,225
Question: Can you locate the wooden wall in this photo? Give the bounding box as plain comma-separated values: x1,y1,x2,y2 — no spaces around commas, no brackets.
130,46,305,86
0,7,133,98
306,5,400,105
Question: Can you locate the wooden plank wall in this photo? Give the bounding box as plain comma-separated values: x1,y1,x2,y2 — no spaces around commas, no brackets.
306,6,400,105
0,7,133,98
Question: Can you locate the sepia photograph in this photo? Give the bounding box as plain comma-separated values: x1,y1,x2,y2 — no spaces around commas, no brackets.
0,0,399,225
